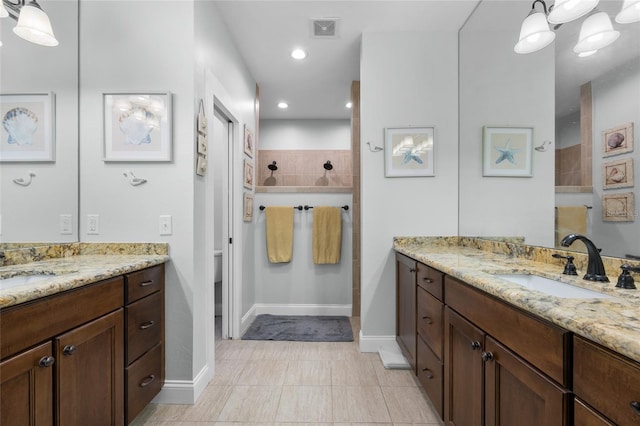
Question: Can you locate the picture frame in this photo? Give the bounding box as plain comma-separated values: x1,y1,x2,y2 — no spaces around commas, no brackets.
196,154,207,177
103,92,172,162
197,132,207,156
603,122,633,157
482,126,533,177
0,92,55,162
244,125,254,158
602,158,633,190
243,159,254,189
603,192,635,222
384,126,435,177
243,192,254,222
197,98,207,134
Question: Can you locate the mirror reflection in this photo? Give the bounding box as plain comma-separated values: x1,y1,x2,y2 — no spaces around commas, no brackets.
460,0,640,258
0,0,78,243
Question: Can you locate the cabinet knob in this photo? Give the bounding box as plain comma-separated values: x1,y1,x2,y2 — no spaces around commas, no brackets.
409,268,416,273
631,401,640,416
423,277,433,283
481,351,494,362
422,316,433,324
421,368,434,379
39,356,55,368
470,341,481,351
139,374,156,387
63,345,76,356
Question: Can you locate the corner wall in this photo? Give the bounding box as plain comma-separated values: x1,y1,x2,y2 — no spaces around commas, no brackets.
360,31,459,348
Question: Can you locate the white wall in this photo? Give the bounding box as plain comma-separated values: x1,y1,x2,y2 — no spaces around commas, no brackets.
0,1,78,242
260,119,351,150
360,31,459,348
79,0,197,398
458,1,555,248
591,57,640,257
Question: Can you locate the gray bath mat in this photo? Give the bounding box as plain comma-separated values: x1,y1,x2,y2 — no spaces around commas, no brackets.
242,314,354,342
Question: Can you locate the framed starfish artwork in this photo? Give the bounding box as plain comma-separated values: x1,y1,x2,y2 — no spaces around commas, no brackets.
384,126,435,177
482,126,533,177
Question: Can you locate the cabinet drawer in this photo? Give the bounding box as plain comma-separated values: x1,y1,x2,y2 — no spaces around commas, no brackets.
574,336,640,426
574,398,615,426
126,291,162,365
445,276,569,386
417,336,443,419
126,264,164,304
416,262,443,301
417,286,443,360
1,277,124,360
126,343,162,425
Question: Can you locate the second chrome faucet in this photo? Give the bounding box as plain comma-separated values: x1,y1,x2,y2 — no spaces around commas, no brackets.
559,234,609,282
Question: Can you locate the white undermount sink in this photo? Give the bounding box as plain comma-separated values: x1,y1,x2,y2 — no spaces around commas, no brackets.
0,274,55,290
493,273,614,299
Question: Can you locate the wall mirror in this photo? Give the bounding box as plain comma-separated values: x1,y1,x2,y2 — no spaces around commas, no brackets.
0,0,79,245
459,0,640,259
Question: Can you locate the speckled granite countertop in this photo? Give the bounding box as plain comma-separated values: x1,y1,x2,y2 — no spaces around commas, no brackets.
0,243,169,309
394,237,640,364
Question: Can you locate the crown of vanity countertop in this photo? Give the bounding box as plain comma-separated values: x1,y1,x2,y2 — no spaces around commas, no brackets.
0,243,169,309
394,236,640,365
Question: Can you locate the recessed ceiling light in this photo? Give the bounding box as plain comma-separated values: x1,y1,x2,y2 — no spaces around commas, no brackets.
291,48,307,60
345,102,353,109
278,102,289,109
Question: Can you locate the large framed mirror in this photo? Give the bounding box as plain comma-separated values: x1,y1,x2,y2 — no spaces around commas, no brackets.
459,0,640,258
0,0,79,244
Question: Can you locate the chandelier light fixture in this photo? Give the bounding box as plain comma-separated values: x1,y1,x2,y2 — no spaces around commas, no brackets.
1,0,58,47
515,0,632,56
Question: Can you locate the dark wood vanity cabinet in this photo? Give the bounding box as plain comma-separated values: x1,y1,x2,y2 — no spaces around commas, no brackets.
395,253,445,418
0,263,165,426
573,335,640,426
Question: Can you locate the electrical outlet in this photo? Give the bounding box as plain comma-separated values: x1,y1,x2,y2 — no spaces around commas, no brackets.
87,214,99,235
159,215,172,235
60,214,73,235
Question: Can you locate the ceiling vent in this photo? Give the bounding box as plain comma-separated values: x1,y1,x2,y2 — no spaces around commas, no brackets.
310,18,340,38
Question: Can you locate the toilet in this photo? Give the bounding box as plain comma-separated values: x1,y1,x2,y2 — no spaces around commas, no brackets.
214,249,222,283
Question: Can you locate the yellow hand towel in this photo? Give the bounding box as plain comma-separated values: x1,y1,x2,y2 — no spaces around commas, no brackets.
265,206,294,263
555,206,588,249
313,206,342,264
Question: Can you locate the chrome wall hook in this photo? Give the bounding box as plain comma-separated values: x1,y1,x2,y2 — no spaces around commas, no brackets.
13,171,36,186
123,170,147,186
366,141,383,152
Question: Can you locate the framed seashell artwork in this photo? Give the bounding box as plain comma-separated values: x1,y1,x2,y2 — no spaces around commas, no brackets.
602,122,633,158
0,92,55,162
602,158,634,190
103,92,172,161
244,125,254,158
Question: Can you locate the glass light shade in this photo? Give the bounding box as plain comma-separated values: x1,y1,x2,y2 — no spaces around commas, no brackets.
514,11,556,54
0,2,9,18
573,11,620,53
13,2,59,47
548,0,599,24
615,0,640,23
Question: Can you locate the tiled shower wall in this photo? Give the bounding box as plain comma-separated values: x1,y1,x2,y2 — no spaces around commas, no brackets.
555,145,582,186
257,150,352,187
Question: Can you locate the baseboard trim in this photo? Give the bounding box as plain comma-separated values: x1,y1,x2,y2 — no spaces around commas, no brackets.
358,331,397,353
153,364,210,405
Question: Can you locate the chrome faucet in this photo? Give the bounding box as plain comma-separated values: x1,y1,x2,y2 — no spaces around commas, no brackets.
559,234,609,282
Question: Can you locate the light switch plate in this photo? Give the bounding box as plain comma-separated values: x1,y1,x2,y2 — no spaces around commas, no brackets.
159,215,172,235
60,214,73,235
87,214,99,235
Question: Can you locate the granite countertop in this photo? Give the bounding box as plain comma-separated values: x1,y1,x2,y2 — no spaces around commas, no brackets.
0,244,169,309
394,237,640,364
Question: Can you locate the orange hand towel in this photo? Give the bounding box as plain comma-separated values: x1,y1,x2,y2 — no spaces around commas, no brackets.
312,206,342,264
265,206,294,263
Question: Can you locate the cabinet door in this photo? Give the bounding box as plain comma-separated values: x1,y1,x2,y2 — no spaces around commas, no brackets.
56,309,124,426
396,253,417,371
484,336,569,426
0,342,54,426
444,308,484,426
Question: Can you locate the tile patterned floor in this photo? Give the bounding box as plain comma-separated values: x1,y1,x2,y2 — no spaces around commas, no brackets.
131,318,443,425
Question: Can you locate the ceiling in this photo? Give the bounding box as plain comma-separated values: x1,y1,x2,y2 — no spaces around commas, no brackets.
215,0,639,121
215,0,480,119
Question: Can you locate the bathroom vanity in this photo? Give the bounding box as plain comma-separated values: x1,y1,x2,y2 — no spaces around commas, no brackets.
0,246,167,426
395,237,640,426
